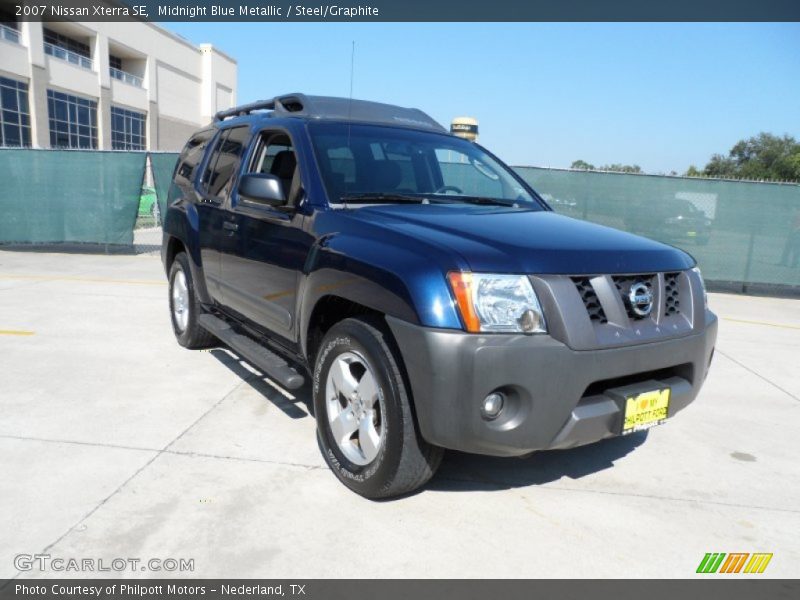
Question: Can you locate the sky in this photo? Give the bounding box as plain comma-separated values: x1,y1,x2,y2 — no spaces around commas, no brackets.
165,22,800,174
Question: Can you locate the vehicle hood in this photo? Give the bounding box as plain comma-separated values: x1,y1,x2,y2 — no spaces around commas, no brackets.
345,205,694,274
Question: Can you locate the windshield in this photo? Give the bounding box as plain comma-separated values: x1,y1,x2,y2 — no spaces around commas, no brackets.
308,122,541,207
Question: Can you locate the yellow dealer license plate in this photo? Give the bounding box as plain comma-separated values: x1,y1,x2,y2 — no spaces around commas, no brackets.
622,389,670,435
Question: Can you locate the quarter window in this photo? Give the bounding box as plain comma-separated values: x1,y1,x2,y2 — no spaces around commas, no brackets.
174,129,215,186
202,126,251,199
0,76,31,147
47,89,97,149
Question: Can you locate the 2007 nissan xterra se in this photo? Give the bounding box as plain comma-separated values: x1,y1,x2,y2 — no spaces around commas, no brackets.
162,94,717,499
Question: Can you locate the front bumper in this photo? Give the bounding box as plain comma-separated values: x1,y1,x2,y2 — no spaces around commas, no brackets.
387,312,717,457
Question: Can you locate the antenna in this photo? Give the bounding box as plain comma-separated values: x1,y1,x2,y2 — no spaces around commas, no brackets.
344,41,355,206
349,40,355,103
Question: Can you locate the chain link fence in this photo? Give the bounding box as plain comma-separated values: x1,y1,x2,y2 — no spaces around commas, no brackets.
132,152,180,254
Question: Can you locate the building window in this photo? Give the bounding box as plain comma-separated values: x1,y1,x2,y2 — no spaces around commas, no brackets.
47,90,97,149
0,24,20,44
109,55,122,70
43,28,90,58
43,28,93,69
0,76,31,147
111,106,146,150
0,10,20,44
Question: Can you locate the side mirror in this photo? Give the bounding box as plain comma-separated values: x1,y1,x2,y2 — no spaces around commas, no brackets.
238,173,286,206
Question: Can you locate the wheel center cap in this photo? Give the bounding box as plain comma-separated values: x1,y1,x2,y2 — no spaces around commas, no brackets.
350,394,364,417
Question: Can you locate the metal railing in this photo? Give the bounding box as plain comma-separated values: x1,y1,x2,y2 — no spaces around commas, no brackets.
44,42,93,70
0,23,21,44
109,66,143,88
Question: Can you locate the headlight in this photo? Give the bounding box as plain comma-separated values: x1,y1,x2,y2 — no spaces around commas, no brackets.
447,272,547,334
691,266,708,310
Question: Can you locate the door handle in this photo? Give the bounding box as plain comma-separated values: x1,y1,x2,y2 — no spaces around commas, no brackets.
223,221,238,232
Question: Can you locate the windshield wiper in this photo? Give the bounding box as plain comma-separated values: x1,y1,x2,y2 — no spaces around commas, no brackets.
340,193,519,208
340,193,429,204
431,195,518,207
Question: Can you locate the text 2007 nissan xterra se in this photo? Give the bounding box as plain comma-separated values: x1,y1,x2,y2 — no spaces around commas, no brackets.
162,94,717,498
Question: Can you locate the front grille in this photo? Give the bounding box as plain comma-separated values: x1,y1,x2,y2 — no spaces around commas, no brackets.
572,277,607,323
664,272,680,316
572,272,683,323
613,274,656,320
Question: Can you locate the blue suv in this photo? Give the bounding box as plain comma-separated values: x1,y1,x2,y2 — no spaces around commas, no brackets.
162,94,717,498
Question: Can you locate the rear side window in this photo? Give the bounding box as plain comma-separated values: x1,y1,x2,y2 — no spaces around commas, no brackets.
201,126,251,199
174,129,214,186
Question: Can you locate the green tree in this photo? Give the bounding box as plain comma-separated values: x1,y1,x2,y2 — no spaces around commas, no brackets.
684,165,704,177
571,159,595,170
702,133,800,181
599,163,642,174
570,160,642,173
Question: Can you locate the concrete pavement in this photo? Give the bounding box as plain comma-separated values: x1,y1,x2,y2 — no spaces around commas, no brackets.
1,250,798,578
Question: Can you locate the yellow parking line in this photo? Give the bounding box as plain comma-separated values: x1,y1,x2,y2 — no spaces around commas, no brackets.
0,329,35,336
0,274,165,286
723,317,800,331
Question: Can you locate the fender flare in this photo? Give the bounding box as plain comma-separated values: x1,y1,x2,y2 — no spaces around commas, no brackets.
162,202,213,304
297,234,462,359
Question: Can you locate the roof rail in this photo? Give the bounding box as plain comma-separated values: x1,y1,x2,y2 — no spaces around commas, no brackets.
213,93,445,132
213,94,309,122
213,99,275,122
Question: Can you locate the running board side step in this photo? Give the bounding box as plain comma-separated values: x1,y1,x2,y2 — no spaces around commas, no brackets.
198,314,305,390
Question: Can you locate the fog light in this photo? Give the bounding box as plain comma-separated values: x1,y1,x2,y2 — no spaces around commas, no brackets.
481,392,505,420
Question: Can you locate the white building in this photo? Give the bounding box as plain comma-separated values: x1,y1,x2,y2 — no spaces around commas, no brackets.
0,12,237,151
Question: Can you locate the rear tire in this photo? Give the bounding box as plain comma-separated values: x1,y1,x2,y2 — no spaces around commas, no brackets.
168,252,216,349
313,317,443,499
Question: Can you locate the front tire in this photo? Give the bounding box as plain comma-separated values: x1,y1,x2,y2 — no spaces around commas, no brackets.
168,252,216,349
313,317,443,499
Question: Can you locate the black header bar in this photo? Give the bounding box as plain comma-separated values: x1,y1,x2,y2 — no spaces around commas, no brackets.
4,0,800,22
1,580,799,600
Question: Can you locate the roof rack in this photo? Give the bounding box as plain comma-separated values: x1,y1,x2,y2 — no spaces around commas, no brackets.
213,99,275,122
214,93,445,132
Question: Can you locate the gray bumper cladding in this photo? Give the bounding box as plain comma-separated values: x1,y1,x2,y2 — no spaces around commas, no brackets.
387,313,717,457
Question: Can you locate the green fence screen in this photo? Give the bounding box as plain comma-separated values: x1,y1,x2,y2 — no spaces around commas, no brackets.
1,149,799,292
150,152,180,216
515,167,800,291
0,149,146,246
